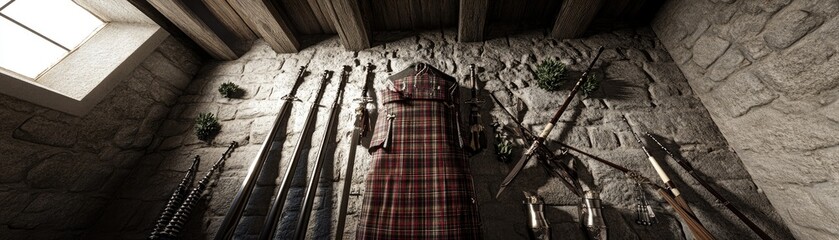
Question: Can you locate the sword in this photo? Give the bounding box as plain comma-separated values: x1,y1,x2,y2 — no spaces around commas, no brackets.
259,70,332,240
335,63,375,240
465,64,487,153
215,66,308,240
294,67,348,240
496,46,604,199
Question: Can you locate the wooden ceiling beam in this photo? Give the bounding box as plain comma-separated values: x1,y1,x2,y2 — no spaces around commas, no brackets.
322,0,370,51
228,0,300,53
551,0,604,39
202,0,257,40
458,0,488,42
148,0,239,60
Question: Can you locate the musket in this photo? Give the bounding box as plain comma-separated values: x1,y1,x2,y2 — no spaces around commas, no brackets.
465,64,487,153
335,63,375,240
149,155,199,240
215,66,308,240
493,100,714,239
259,70,332,240
647,133,772,240
293,67,348,240
162,142,238,238
496,46,603,198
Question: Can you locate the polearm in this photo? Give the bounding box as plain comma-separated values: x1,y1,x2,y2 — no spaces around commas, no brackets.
623,116,696,216
465,64,487,152
492,99,715,239
647,133,772,240
294,66,349,240
215,66,308,240
496,46,604,198
335,63,374,240
149,155,199,240
624,117,715,240
259,70,332,240
162,142,238,238
490,94,581,197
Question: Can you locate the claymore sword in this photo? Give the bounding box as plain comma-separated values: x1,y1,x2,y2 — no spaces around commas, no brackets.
496,46,604,198
335,63,375,240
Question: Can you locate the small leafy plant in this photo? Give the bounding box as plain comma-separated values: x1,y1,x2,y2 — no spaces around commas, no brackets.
218,82,242,98
195,112,221,141
582,72,601,95
492,122,514,163
535,59,567,91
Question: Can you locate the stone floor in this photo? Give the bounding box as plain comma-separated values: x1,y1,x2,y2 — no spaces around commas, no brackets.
88,28,794,239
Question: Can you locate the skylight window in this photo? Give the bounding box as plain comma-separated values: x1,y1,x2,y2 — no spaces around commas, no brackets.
0,0,103,79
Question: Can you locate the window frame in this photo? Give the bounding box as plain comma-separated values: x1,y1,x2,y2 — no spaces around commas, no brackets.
0,0,106,79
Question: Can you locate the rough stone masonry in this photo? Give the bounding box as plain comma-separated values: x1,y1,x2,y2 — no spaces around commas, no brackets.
652,0,839,239
87,28,794,239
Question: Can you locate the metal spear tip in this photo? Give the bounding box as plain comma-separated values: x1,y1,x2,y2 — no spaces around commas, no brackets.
495,185,508,199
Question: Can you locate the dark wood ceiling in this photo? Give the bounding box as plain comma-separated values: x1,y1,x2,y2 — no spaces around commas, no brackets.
135,0,659,60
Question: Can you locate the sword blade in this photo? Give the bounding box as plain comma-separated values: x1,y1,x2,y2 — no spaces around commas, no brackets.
496,148,536,199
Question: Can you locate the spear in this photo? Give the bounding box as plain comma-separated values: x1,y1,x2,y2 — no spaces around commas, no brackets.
495,46,603,198
647,133,772,240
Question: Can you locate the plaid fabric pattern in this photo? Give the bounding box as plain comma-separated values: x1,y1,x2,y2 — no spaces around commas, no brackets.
357,66,483,239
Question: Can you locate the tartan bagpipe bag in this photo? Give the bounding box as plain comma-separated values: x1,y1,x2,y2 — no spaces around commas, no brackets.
357,63,483,239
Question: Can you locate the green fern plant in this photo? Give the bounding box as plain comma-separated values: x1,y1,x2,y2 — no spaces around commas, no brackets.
218,82,241,98
195,112,221,141
492,122,514,163
582,72,601,95
535,59,567,91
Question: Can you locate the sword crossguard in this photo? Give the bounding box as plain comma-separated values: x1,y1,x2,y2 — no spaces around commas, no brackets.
464,98,484,104
281,95,300,101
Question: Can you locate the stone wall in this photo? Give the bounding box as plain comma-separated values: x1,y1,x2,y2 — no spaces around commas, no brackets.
0,37,202,239
652,0,839,239
87,28,793,239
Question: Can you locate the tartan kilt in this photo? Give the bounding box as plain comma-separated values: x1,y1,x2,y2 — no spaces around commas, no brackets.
357,65,483,239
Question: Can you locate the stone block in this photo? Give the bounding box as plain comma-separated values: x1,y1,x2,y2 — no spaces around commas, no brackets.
589,127,619,150
604,61,649,87
764,10,823,49
706,48,748,81
692,35,730,68
12,116,78,147
201,61,245,76
26,152,82,189
757,37,839,96
141,51,192,90
643,62,689,85
707,71,778,117
244,59,284,73
725,107,839,152
0,190,33,224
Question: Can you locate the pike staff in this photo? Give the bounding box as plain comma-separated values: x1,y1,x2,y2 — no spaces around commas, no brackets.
215,66,308,240
496,46,604,198
334,63,375,240
647,133,772,240
293,67,348,239
259,70,332,240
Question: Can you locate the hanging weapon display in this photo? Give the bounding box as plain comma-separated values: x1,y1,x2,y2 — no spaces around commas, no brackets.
215,66,308,240
465,64,487,153
149,155,199,240
260,70,332,240
196,47,774,240
161,142,238,239
496,46,605,199
334,63,375,240
293,67,348,240
647,133,773,240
